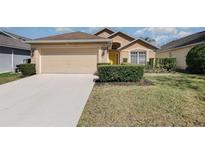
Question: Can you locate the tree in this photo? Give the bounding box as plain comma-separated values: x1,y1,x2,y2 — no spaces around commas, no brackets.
186,44,205,74
140,37,156,45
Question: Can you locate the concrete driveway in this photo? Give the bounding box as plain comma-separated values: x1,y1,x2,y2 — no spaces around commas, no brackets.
0,74,95,127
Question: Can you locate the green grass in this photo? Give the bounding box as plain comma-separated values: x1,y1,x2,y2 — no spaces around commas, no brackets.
0,72,22,85
78,72,205,127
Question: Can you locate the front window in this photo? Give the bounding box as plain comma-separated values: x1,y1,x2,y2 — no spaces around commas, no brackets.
139,52,146,64
130,51,146,65
130,52,138,64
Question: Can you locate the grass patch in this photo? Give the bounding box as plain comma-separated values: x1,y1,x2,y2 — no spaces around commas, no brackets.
78,72,205,127
0,72,22,85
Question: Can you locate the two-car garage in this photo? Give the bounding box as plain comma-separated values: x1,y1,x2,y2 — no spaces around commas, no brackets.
28,32,111,74
40,48,98,74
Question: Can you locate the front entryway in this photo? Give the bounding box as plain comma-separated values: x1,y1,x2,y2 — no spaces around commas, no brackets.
108,42,121,65
109,51,119,64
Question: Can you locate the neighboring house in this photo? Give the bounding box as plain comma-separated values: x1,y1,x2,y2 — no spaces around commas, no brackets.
157,31,205,70
0,30,31,73
27,28,158,74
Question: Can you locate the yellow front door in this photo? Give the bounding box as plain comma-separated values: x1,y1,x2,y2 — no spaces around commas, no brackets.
109,52,116,64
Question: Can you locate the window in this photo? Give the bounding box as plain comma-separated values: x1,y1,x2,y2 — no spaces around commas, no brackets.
131,52,138,64
139,52,146,64
130,51,146,64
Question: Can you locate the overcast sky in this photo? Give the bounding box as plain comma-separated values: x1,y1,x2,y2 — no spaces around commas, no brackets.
1,27,205,46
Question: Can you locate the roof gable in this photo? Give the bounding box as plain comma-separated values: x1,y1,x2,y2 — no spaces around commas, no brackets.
119,39,159,50
94,28,114,36
95,31,113,38
36,32,106,40
108,31,135,42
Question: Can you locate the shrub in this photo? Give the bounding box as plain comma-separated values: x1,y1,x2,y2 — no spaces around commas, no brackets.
155,58,176,71
97,63,111,66
163,58,176,71
19,64,36,76
97,64,144,82
148,58,155,68
155,58,163,69
186,44,205,74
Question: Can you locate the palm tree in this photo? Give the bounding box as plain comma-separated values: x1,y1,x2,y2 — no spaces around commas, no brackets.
140,37,156,44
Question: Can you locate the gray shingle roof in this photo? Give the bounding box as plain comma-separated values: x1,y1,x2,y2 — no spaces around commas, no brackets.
1,31,31,41
0,34,31,50
158,31,205,52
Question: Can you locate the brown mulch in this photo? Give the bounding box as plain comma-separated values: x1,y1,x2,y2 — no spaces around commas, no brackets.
95,79,154,86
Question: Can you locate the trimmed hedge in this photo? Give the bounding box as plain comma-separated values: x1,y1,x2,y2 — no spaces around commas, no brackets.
97,63,111,66
19,64,36,76
97,65,144,82
186,44,205,74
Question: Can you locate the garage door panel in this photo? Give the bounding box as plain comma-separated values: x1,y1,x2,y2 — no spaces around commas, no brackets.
41,48,97,74
41,49,96,55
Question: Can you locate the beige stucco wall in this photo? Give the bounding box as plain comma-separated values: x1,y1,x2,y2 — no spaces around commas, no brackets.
157,45,194,69
156,51,170,58
111,35,131,47
120,41,156,63
96,31,111,38
31,43,109,73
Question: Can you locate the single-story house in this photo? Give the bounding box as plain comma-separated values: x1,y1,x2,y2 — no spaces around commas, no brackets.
27,28,158,74
0,30,31,73
157,30,205,70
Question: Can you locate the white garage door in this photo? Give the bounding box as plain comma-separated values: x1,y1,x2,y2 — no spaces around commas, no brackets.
41,48,98,74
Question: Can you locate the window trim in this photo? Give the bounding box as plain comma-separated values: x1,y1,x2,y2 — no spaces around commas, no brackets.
129,50,147,65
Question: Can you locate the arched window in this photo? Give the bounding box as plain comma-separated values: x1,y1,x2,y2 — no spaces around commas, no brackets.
130,50,147,65
111,42,121,50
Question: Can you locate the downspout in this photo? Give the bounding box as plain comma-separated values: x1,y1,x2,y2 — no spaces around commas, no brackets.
11,50,14,72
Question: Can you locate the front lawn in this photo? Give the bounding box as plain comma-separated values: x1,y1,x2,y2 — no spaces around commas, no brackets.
78,72,205,127
0,72,22,85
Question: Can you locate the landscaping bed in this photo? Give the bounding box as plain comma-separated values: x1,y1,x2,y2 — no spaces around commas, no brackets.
95,79,154,86
78,72,205,127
